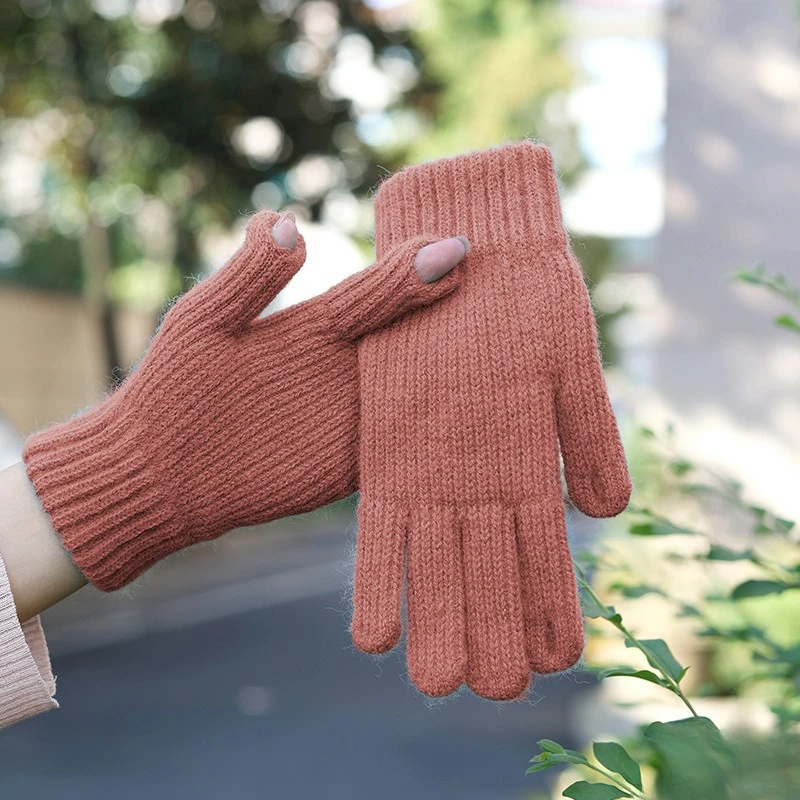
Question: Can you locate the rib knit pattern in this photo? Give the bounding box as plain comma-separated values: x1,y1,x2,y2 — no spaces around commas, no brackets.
24,210,460,592
0,554,58,728
353,140,632,701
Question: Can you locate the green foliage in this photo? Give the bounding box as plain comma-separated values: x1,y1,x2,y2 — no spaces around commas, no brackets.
577,565,697,714
563,781,631,799
734,265,800,336
625,513,696,537
406,0,572,161
592,742,642,791
0,0,426,297
527,740,590,776
624,640,687,685
730,580,798,600
727,732,800,799
529,268,800,798
644,718,732,800
595,666,667,689
1,0,580,373
0,228,82,294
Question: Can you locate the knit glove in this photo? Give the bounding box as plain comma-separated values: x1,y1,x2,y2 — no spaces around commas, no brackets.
352,142,631,700
23,210,460,592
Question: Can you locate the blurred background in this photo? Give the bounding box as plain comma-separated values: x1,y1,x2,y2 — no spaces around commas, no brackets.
0,0,799,797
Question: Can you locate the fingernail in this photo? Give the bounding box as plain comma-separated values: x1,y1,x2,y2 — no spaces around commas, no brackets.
414,237,469,283
272,212,297,249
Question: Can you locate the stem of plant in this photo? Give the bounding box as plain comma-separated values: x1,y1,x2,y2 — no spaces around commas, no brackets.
575,564,700,718
584,762,650,800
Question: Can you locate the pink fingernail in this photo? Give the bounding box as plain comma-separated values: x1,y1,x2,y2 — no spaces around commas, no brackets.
414,237,469,283
272,212,297,249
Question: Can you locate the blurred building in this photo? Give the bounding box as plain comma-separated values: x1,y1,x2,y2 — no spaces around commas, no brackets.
0,286,154,434
653,0,800,517
567,0,800,518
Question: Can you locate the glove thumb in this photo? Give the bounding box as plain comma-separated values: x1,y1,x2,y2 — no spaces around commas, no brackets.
318,235,466,341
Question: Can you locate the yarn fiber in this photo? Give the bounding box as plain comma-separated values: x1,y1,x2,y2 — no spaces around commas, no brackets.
352,141,632,700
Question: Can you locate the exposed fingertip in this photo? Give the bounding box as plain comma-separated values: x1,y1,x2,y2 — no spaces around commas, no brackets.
414,237,469,283
272,212,298,249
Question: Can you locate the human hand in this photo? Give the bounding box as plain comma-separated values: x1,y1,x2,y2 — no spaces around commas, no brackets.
352,142,631,699
23,210,468,592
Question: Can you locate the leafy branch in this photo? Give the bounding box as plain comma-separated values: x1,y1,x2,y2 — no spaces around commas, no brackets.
734,265,800,335
527,739,648,799
575,562,698,717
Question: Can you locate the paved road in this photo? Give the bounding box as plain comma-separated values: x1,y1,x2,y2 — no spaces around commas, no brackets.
0,535,595,800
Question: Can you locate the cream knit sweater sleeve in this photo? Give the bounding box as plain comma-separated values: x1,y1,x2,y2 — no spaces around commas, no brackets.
0,552,58,729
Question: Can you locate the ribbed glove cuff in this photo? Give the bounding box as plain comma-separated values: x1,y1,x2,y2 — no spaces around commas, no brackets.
374,140,567,255
23,399,185,592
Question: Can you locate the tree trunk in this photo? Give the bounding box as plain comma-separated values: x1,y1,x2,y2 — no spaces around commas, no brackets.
79,217,123,385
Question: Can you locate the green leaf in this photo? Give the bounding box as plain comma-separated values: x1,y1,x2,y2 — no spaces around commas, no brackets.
580,588,622,623
681,481,718,496
526,748,589,774
529,742,589,773
628,517,695,537
626,638,686,684
733,264,766,285
525,759,557,775
563,750,591,764
574,550,601,569
705,544,754,562
610,582,663,599
596,666,668,687
748,505,797,535
675,602,702,619
593,742,642,790
563,780,631,799
537,739,565,754
775,313,800,334
644,717,732,800
669,458,693,476
731,579,794,599
775,516,796,534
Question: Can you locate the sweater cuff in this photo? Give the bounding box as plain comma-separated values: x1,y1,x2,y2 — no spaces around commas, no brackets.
0,553,58,729
374,140,567,255
23,399,185,592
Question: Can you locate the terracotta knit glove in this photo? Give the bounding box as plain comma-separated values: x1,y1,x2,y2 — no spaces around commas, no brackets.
23,210,460,592
352,141,631,700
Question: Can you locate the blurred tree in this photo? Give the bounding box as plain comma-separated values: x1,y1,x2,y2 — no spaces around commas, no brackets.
0,0,424,379
0,0,580,381
397,0,574,164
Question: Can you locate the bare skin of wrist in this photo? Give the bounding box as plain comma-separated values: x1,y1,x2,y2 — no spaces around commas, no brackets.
0,462,88,623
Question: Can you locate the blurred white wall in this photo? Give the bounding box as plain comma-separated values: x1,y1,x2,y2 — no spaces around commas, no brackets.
651,0,800,516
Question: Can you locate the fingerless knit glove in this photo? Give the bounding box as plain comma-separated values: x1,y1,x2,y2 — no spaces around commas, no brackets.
352,142,631,700
24,211,459,591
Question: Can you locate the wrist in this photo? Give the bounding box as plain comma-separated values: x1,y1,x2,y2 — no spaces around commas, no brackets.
374,140,567,255
0,462,87,622
23,397,186,592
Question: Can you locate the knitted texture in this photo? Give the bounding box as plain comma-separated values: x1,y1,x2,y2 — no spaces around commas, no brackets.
24,210,460,592
0,554,58,728
353,141,632,700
